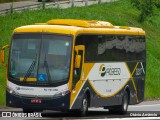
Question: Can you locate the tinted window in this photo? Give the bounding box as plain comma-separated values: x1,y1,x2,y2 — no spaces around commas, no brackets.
76,35,145,62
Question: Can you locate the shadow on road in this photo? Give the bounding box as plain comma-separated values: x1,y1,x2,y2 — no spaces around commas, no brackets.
41,110,160,119
41,110,128,119
0,109,159,119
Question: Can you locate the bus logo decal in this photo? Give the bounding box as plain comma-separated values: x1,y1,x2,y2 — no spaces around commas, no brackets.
99,64,106,77
99,64,121,77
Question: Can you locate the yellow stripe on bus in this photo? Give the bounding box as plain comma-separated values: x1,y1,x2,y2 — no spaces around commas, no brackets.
70,63,94,109
132,62,139,76
131,78,139,103
131,62,140,103
20,77,37,82
125,62,139,103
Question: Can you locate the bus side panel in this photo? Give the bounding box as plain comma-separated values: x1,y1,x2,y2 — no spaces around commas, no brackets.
71,78,139,109
131,61,146,103
70,80,121,109
133,77,145,103
126,61,146,104
70,61,146,109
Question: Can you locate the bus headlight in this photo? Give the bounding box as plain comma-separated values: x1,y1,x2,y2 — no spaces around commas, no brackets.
6,87,18,95
54,89,70,97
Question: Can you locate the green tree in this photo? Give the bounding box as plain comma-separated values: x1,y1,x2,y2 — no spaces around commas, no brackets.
131,0,158,22
155,0,160,8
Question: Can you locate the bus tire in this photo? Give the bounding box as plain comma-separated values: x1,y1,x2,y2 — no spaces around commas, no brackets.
79,95,88,116
109,90,129,115
119,90,129,114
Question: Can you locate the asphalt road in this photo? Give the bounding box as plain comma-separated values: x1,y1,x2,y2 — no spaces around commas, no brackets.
0,100,160,119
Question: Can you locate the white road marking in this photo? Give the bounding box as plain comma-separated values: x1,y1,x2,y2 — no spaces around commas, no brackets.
87,117,160,120
129,104,160,107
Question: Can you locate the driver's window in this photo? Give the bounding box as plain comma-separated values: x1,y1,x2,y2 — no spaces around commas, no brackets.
72,50,83,89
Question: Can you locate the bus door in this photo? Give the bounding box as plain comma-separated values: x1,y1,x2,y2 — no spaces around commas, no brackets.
71,45,85,109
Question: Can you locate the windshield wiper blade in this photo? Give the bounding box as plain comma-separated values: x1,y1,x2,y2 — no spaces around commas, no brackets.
44,53,51,83
23,54,37,82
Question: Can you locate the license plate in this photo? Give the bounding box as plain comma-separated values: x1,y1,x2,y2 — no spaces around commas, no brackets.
31,99,42,104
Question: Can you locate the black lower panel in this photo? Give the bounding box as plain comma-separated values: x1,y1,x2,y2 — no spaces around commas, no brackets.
6,91,70,111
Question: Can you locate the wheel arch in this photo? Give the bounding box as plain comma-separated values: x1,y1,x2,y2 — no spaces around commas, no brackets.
124,85,130,104
84,88,91,107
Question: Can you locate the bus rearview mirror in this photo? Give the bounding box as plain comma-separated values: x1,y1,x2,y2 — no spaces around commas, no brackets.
0,50,4,64
1,45,9,67
75,55,81,68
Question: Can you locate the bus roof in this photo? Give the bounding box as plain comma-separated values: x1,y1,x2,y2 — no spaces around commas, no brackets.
14,19,145,36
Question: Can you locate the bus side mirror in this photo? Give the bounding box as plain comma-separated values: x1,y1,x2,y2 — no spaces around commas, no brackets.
0,50,5,63
74,45,84,68
1,45,9,67
75,55,81,68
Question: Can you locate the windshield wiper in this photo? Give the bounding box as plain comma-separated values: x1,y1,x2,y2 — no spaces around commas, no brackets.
23,54,37,82
44,53,51,83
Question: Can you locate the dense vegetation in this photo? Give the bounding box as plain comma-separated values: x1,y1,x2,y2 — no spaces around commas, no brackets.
131,0,160,22
0,0,160,105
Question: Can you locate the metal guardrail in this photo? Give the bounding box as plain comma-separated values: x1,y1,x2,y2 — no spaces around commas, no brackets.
0,0,116,15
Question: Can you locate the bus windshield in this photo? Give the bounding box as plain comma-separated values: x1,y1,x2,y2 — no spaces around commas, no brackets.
9,33,72,86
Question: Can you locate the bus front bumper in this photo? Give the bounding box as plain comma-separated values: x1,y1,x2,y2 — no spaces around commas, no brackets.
6,91,70,111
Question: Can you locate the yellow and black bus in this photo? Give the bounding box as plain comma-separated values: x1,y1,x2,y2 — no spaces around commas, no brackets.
0,19,146,116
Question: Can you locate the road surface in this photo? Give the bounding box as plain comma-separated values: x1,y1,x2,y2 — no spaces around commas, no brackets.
0,100,160,119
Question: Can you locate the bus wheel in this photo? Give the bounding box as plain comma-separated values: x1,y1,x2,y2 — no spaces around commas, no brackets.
80,95,88,116
109,91,129,114
118,90,129,114
23,108,34,113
